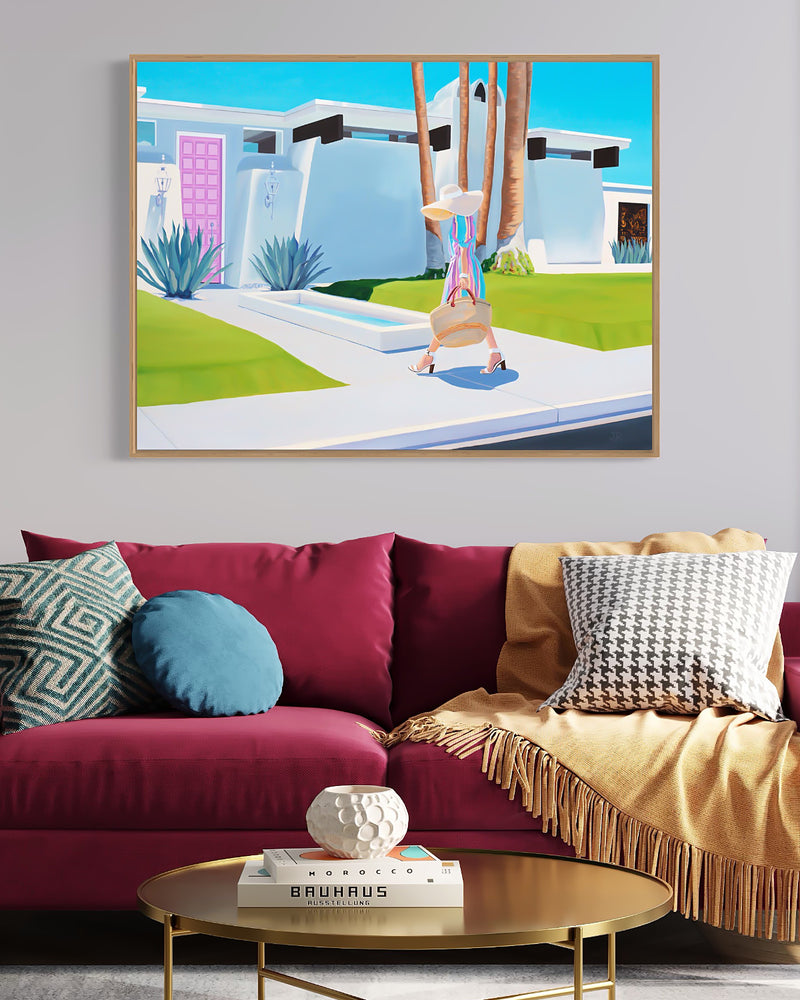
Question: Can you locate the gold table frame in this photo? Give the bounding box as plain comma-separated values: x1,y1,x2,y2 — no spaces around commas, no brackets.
139,849,673,1000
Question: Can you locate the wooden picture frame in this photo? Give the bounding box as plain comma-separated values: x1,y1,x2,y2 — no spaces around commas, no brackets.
130,55,659,456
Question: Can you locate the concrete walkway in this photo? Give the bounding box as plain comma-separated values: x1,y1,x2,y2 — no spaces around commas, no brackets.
136,289,652,451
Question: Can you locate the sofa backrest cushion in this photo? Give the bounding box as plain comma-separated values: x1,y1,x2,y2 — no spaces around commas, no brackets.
390,536,510,725
779,602,800,657
21,531,395,728
779,604,800,722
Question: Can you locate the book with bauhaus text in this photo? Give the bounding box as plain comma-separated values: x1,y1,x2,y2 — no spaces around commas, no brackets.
238,858,463,907
262,845,448,884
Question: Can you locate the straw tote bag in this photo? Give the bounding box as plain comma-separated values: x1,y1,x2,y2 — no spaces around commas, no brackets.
429,287,492,348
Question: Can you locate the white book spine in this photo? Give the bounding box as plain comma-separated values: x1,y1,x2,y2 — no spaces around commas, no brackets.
262,856,456,885
238,861,463,908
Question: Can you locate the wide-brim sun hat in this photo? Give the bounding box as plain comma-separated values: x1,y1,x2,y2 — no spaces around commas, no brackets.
421,183,483,220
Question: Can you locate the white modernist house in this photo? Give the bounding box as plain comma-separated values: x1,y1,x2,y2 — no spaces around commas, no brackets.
136,78,652,286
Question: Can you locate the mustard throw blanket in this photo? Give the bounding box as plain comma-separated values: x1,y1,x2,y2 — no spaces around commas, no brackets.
381,530,800,941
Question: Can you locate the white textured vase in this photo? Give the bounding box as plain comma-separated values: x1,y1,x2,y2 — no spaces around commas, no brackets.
305,785,409,859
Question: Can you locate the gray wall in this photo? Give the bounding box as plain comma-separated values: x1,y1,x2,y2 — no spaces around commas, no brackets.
1,1,798,591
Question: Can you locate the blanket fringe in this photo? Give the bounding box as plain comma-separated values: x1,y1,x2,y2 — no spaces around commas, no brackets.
377,718,800,942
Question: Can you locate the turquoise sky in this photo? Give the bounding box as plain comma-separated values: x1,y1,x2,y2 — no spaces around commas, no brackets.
137,60,653,186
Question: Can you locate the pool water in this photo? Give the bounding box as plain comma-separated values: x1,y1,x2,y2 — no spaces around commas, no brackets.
292,303,401,328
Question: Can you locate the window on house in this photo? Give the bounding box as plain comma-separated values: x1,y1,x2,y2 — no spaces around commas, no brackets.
137,120,156,146
547,148,591,161
618,202,649,242
343,128,418,142
244,129,277,154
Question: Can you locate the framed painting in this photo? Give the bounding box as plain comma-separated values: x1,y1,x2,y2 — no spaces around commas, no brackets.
130,55,658,455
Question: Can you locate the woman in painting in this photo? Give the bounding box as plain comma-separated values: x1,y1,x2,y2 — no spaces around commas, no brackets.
408,184,505,375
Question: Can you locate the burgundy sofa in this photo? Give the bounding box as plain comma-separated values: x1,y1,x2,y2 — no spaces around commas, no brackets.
2,531,799,910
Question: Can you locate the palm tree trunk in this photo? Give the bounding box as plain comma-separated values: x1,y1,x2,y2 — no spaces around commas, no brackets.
522,62,532,149
411,61,444,271
476,63,498,250
458,62,470,191
496,61,528,251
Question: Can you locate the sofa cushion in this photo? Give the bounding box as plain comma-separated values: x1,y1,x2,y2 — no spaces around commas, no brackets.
543,551,794,721
0,706,387,830
21,531,395,727
390,536,510,725
387,740,541,831
132,591,283,717
0,543,156,734
779,602,800,657
0,829,574,909
784,658,800,723
498,529,785,704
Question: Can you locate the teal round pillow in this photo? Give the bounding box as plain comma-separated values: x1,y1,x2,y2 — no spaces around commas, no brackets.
132,590,282,717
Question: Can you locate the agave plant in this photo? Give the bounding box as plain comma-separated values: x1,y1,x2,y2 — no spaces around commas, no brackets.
609,239,652,264
250,235,330,291
137,223,230,299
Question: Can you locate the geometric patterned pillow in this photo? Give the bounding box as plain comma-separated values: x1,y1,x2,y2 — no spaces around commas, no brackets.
540,550,796,721
0,542,157,734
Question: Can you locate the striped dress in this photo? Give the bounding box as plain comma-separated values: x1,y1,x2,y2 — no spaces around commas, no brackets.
442,214,485,304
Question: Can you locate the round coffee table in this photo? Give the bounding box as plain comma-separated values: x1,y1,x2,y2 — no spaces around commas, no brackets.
138,848,672,1000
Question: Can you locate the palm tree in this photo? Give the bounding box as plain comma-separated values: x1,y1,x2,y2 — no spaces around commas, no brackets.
458,62,470,192
522,62,532,148
411,61,444,273
496,61,533,272
496,62,527,251
476,62,498,252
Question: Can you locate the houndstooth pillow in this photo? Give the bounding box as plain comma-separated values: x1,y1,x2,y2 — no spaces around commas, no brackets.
541,550,796,721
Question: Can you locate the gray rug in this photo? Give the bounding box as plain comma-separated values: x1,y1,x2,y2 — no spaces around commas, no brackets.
3,964,799,999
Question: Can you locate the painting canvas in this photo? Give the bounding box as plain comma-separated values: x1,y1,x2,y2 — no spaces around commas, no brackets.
131,56,657,454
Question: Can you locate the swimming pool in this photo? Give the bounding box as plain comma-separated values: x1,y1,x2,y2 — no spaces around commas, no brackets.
239,289,430,352
290,302,400,328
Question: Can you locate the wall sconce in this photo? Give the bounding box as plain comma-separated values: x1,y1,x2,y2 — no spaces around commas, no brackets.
155,154,171,206
264,161,279,220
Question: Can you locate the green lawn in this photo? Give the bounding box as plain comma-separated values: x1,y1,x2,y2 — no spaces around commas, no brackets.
137,291,345,406
318,272,652,351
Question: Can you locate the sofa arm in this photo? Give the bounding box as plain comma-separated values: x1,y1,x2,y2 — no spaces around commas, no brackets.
784,658,800,724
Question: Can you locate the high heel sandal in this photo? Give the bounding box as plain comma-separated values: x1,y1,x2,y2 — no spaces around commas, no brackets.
409,351,435,375
481,350,506,375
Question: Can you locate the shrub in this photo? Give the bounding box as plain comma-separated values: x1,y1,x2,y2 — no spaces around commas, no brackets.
250,236,330,290
480,252,497,273
492,248,535,276
137,223,230,299
610,239,652,264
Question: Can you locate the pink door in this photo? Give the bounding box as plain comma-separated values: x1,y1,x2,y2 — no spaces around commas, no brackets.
178,135,224,283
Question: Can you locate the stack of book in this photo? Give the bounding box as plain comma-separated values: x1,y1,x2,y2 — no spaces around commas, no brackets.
237,845,463,908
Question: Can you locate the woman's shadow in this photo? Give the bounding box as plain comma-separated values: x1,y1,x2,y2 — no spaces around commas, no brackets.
428,365,519,391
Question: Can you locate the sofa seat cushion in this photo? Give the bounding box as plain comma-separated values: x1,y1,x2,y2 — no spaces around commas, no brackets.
21,531,395,727
387,740,542,831
0,829,573,909
0,706,387,830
